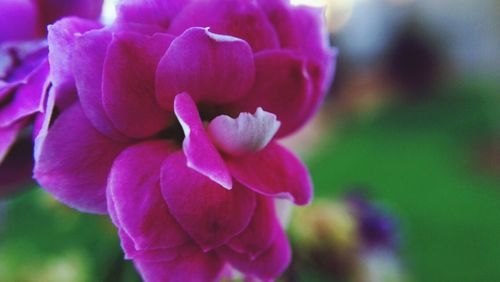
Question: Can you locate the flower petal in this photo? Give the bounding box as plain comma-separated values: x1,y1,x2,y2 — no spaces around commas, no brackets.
174,93,232,189
219,225,291,281
228,196,279,259
118,229,182,261
169,0,279,51
156,27,255,110
117,0,190,28
134,250,224,282
0,0,39,42
107,186,193,262
0,60,49,127
37,0,104,28
0,40,48,93
230,50,312,137
208,108,280,156
102,32,174,138
161,151,256,251
262,2,337,98
108,140,189,250
48,17,102,108
33,86,56,161
227,142,312,205
261,2,332,66
34,103,128,214
72,28,129,141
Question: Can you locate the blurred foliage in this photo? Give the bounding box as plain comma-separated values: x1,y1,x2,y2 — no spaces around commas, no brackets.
0,190,141,282
308,79,500,282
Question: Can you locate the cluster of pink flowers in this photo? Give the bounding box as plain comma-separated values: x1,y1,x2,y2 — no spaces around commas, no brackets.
1,0,336,280
0,0,103,194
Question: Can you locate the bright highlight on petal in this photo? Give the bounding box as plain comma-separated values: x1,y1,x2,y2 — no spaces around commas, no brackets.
290,0,328,7
208,108,281,156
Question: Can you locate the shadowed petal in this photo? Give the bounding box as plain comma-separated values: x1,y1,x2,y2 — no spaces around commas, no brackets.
230,50,312,137
261,3,337,98
174,93,232,189
0,138,34,197
0,122,24,163
261,2,331,65
228,196,279,259
37,0,104,29
108,187,196,262
33,86,56,161
169,0,279,51
0,0,39,42
161,151,256,251
134,250,224,282
108,140,189,250
72,28,129,141
227,142,312,205
156,27,255,110
0,60,49,127
219,226,291,281
118,229,184,261
102,32,174,138
48,17,102,108
117,0,190,28
34,103,128,214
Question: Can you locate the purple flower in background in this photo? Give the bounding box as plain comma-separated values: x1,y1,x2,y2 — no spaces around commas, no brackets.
0,0,104,42
345,192,399,251
34,0,336,280
0,0,104,194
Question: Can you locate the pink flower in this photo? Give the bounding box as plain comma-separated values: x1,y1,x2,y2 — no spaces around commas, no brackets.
0,0,104,193
0,0,104,42
34,0,336,280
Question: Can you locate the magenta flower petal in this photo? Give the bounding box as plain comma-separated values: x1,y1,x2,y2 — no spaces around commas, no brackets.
262,3,331,64
33,86,56,161
169,0,279,51
156,27,255,109
134,250,224,282
117,0,189,28
118,229,185,261
36,0,104,29
262,3,337,95
0,0,39,42
108,183,196,262
228,142,313,205
174,92,232,189
72,28,129,141
48,17,102,109
0,60,48,127
34,103,128,214
102,32,174,138
219,225,291,281
228,196,279,259
108,140,189,250
1,40,48,85
161,151,256,251
230,50,312,137
208,108,280,156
